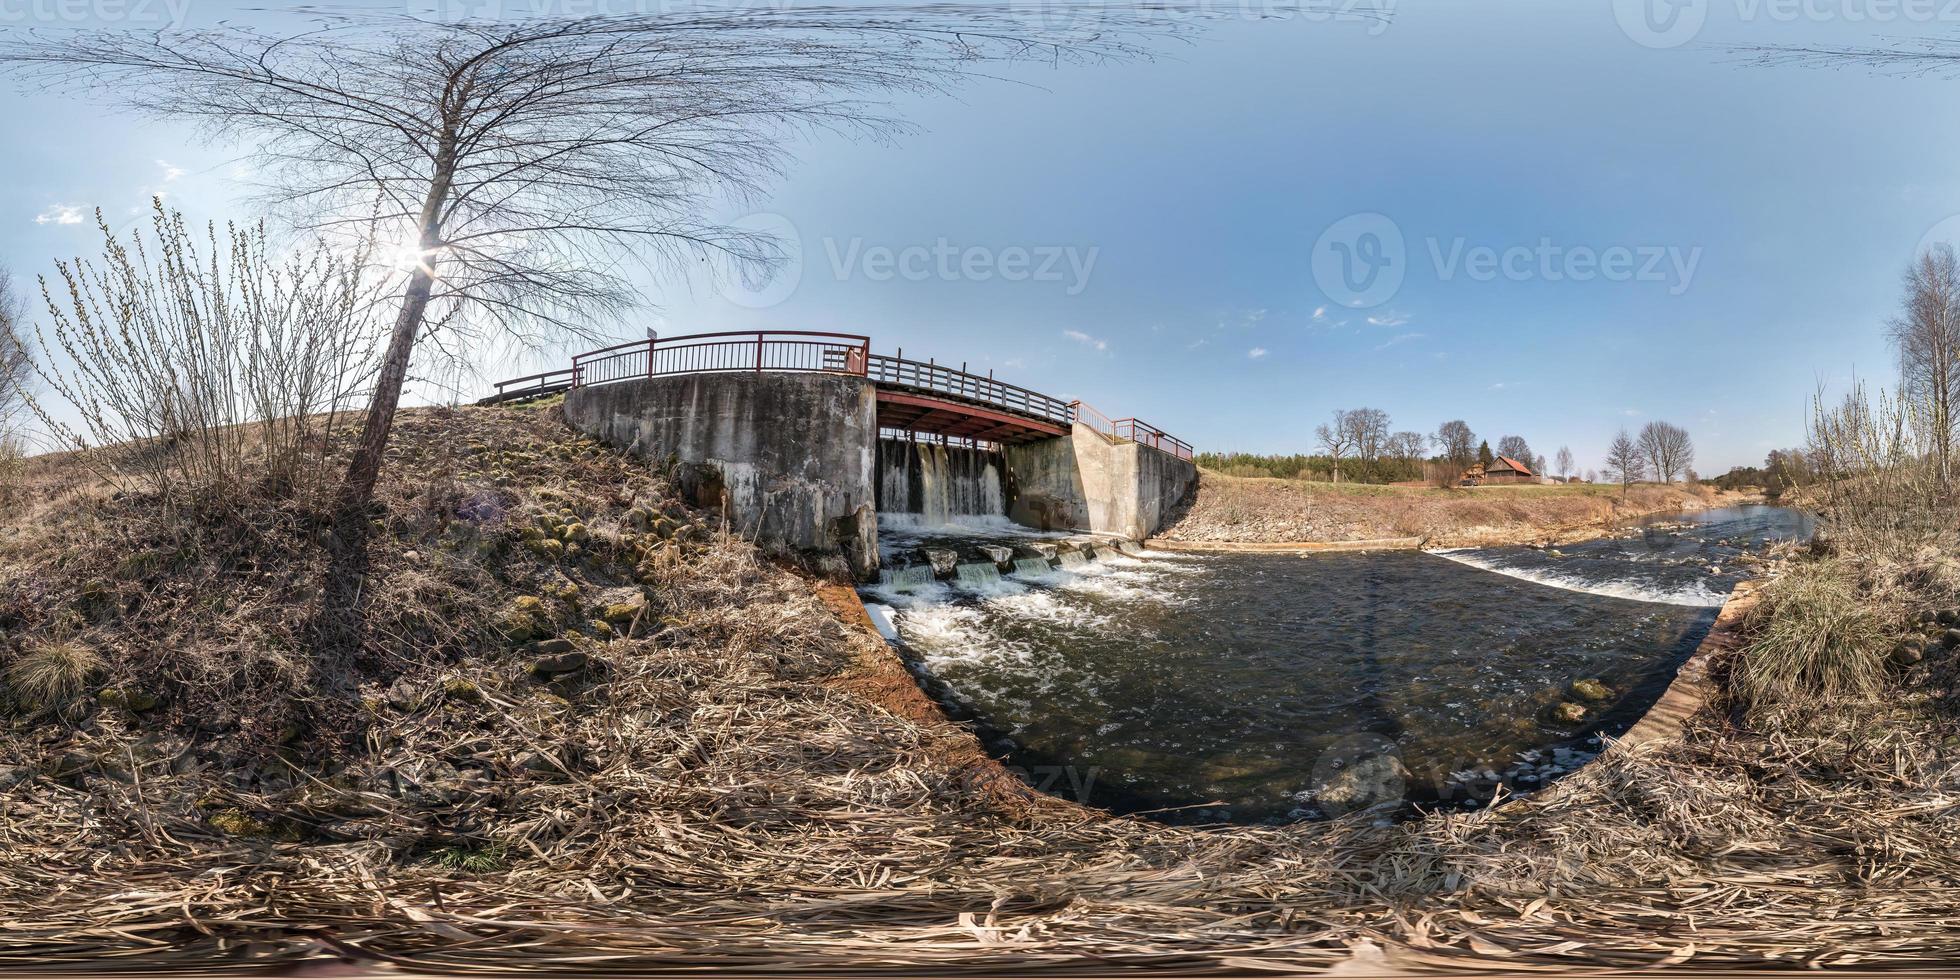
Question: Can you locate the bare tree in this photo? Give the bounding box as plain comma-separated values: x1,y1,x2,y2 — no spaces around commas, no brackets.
1637,420,1694,484
1316,409,1357,483
1889,244,1960,488
1388,430,1427,479
1606,428,1644,497
1341,406,1390,478
1432,419,1476,487
1495,434,1532,466
1554,445,1573,481
0,266,28,432
0,267,30,499
0,8,1240,513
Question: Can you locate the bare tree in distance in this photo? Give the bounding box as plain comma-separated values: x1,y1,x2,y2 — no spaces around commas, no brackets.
1638,420,1694,484
0,266,28,432
1891,244,1960,490
1554,445,1573,481
1495,434,1533,467
0,6,1378,513
1388,430,1427,479
1432,419,1476,488
1342,407,1390,478
1606,428,1645,497
0,267,31,498
1315,409,1357,483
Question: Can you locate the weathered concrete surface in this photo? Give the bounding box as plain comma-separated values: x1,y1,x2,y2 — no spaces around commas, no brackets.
563,373,878,578
1004,423,1198,539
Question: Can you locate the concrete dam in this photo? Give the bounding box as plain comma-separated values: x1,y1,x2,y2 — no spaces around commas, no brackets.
488,330,1198,579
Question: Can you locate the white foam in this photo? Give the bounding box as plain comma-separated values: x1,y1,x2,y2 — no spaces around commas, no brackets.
862,602,901,641
1428,550,1728,608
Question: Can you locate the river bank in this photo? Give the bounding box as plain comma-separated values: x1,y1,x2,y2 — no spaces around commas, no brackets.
6,402,1960,972
1157,469,1756,548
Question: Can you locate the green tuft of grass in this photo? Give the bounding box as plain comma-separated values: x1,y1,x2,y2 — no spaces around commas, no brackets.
430,842,509,874
6,641,103,706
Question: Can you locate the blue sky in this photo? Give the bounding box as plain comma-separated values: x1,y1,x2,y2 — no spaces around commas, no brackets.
5,1,1959,473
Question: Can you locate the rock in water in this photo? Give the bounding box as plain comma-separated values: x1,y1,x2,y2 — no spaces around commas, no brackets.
1570,678,1612,702
1552,702,1588,724
924,549,959,579
1313,754,1409,816
979,545,1014,569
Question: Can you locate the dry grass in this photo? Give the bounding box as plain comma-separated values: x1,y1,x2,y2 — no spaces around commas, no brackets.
4,640,100,707
1731,557,1894,717
3,402,1960,972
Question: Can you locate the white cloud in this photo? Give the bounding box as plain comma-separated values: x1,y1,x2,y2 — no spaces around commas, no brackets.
1366,310,1411,328
1247,347,1268,359
1488,381,1511,390
34,204,84,226
1244,308,1267,323
1621,408,1642,417
156,159,186,182
1374,332,1425,351
1062,329,1109,352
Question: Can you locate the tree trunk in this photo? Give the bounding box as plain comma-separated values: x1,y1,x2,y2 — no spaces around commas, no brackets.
338,267,435,510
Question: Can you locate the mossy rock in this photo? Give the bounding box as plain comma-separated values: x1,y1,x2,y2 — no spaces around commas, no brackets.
1550,702,1588,724
1570,678,1612,702
525,538,566,560
96,687,164,713
519,526,546,542
442,677,483,702
497,596,553,642
561,522,590,543
602,598,645,624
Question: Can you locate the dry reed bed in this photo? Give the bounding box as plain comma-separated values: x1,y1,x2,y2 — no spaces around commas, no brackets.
2,404,1959,973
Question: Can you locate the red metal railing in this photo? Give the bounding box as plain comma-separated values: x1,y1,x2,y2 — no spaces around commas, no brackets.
494,330,1193,458
570,330,872,388
866,353,1074,427
1070,400,1194,461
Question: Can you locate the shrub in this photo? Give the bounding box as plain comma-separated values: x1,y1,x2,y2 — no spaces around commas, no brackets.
6,641,103,706
19,200,382,512
1732,559,1890,719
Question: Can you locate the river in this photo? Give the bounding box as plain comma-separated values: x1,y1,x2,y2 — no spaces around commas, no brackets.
861,504,1813,824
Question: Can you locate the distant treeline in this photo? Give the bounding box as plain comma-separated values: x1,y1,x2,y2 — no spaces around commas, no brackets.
1195,452,1427,484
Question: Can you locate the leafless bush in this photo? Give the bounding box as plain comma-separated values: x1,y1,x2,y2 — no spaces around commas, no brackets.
20,201,381,511
1807,380,1953,558
0,267,28,503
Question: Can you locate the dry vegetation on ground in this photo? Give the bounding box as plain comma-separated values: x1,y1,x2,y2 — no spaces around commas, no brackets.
4,403,1960,972
1159,470,1731,547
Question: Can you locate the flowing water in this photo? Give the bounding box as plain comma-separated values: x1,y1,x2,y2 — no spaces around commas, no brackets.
861,505,1812,824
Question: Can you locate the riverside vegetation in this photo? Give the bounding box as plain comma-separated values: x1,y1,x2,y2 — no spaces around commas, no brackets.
4,394,1960,971
3,205,1960,972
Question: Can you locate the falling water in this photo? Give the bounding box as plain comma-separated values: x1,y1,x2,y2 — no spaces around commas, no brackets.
955,562,1004,588
1012,558,1054,577
1056,550,1090,569
876,439,1007,525
878,566,937,591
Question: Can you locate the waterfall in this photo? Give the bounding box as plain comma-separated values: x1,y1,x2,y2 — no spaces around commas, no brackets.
1012,557,1054,577
1057,550,1090,569
876,438,1008,525
878,566,937,591
955,562,1003,588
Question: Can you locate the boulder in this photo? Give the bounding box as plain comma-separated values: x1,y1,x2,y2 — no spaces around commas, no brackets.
1570,678,1612,702
924,549,959,579
1313,753,1408,815
531,650,588,675
1551,702,1588,724
1892,640,1926,668
979,545,1015,569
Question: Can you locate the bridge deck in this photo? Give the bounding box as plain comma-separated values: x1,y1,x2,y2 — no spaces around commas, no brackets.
486,330,1190,459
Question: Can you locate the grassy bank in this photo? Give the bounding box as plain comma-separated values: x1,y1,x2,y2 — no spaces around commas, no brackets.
1159,469,1744,547
4,403,1960,971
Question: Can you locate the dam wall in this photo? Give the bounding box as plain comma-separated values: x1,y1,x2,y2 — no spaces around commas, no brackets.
562,373,879,578
1004,422,1199,540
562,371,1193,579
